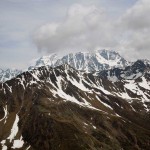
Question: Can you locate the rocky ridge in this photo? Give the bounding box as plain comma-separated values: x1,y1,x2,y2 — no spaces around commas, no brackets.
0,64,150,150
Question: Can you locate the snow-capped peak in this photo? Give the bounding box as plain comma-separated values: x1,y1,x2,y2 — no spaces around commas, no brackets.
29,49,130,72
28,53,59,70
95,49,129,69
0,69,22,83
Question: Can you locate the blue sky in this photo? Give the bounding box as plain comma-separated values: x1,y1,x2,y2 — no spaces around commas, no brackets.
1,0,150,69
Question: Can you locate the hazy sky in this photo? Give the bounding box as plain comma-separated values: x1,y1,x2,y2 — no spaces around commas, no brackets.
0,0,150,69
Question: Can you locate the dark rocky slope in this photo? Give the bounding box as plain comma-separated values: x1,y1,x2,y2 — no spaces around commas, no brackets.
0,65,150,150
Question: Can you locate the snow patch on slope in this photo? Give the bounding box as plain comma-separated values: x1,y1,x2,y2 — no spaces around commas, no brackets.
12,136,24,149
0,105,8,123
7,114,19,142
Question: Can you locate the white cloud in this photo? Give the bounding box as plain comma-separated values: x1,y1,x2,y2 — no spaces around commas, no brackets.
33,4,117,54
121,0,150,30
117,0,150,60
34,0,150,61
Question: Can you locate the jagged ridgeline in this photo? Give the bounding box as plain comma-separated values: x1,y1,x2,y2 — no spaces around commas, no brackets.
0,50,150,150
29,50,129,71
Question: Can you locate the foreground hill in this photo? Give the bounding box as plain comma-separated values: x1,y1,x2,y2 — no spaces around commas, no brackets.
0,64,150,150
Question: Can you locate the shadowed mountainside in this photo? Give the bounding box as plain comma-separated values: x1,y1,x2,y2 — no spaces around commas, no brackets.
0,64,150,150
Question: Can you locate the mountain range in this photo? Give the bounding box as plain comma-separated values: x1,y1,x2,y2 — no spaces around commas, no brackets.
29,50,130,72
1,49,149,84
0,50,150,150
0,69,22,83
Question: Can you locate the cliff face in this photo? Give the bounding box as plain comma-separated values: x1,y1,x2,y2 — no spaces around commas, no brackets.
0,65,150,150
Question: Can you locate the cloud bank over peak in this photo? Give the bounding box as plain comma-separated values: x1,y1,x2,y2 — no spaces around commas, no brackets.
33,4,117,54
121,0,150,30
33,0,150,61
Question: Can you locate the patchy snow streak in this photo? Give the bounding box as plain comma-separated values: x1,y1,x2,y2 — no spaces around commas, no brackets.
7,114,19,142
139,77,150,90
1,140,7,150
0,105,8,123
12,136,24,149
96,95,113,110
